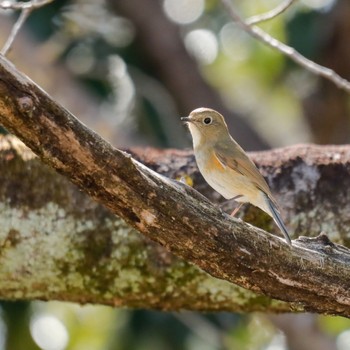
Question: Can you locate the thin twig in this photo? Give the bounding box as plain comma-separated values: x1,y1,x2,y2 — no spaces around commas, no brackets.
221,0,350,93
246,0,297,25
0,0,53,10
1,8,30,56
0,0,54,56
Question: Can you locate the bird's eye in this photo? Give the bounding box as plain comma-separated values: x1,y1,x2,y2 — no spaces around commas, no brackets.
203,117,212,125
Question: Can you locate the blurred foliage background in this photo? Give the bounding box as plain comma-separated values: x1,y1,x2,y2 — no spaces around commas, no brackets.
1,0,350,349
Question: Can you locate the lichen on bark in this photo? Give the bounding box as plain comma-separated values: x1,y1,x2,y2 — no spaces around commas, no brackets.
1,53,350,316
0,135,291,312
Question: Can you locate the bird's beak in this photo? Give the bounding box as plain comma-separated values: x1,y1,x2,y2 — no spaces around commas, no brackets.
181,117,192,123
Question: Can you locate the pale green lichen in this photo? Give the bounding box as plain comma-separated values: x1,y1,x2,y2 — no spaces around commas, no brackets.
0,199,292,312
0,201,88,293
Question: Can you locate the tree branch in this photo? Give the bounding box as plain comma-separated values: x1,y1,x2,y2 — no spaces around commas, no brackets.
221,0,350,93
0,0,54,56
1,55,350,317
1,7,31,56
0,135,290,312
1,136,350,314
246,0,296,25
0,0,53,10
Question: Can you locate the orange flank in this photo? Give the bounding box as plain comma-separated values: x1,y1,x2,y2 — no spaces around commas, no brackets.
205,151,226,172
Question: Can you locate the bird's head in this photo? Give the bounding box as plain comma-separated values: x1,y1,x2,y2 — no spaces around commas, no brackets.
181,108,229,148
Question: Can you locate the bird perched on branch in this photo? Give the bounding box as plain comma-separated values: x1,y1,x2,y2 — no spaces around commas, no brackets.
181,107,292,245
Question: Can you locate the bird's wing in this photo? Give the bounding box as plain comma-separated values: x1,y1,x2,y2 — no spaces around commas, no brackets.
214,140,276,203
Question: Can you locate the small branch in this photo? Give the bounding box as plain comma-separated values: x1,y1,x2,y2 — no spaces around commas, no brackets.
246,0,297,25
0,0,53,10
221,0,350,93
1,8,30,56
0,0,54,56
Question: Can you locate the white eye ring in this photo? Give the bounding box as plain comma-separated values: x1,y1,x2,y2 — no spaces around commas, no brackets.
203,117,212,125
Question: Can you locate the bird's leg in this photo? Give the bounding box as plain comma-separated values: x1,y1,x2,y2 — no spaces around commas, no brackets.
230,203,244,217
219,195,244,216
230,195,244,217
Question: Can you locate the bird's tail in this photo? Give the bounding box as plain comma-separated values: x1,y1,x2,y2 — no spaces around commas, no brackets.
264,195,292,245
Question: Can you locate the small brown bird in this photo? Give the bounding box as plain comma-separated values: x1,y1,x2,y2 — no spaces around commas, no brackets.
181,107,292,245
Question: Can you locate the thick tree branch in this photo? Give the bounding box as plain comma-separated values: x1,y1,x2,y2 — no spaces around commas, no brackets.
2,135,349,312
1,56,350,317
1,136,350,313
0,135,290,312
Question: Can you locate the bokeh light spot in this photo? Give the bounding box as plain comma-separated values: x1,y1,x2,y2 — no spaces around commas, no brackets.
337,330,350,350
185,29,218,65
30,315,69,350
163,0,204,24
219,22,250,61
66,43,95,75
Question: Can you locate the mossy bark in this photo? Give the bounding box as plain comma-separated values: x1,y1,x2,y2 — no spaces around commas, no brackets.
0,136,289,312
1,56,350,316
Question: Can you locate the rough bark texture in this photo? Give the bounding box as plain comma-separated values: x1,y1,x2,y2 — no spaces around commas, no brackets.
0,135,287,312
1,56,350,317
1,135,350,313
